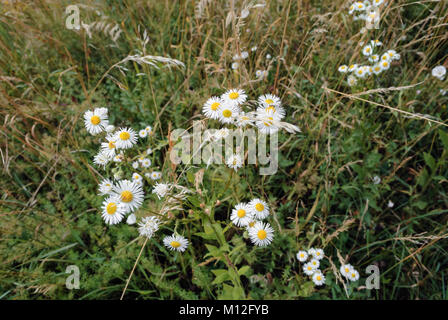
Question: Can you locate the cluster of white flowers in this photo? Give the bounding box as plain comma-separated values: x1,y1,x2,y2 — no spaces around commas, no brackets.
202,89,299,172
202,90,295,134
230,198,274,247
83,108,191,254
297,248,326,286
339,41,400,86
348,0,385,25
340,263,360,282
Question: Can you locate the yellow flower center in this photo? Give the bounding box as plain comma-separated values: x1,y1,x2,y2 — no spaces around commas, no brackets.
211,102,220,111
249,221,255,228
383,62,388,67
237,209,246,218
300,253,304,258
263,117,274,127
265,98,274,104
119,131,130,141
316,275,322,281
257,229,267,240
358,4,363,8
255,203,264,211
229,92,239,100
90,115,101,125
170,241,181,248
108,141,115,149
345,268,350,273
266,106,276,113
106,202,117,215
222,109,232,118
121,190,133,202
308,266,312,271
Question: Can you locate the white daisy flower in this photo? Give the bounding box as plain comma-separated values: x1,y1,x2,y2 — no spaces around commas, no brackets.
303,262,316,276
100,135,117,159
221,88,247,106
310,258,320,269
373,175,381,184
370,39,383,47
355,67,367,78
312,271,326,286
237,112,253,127
381,53,390,62
248,198,270,220
348,269,360,281
340,264,354,278
372,0,384,6
362,45,373,56
105,124,115,133
126,213,136,225
308,248,316,257
347,75,357,86
231,62,239,70
255,70,268,79
296,250,308,262
248,221,274,247
113,153,124,163
146,147,153,155
84,108,109,135
255,114,279,134
150,171,162,180
138,216,160,238
202,96,224,120
218,104,240,124
101,196,126,225
266,54,272,60
368,54,379,63
366,10,379,25
257,103,285,121
372,63,382,75
115,127,138,149
338,65,349,73
258,94,281,107
355,2,366,11
313,248,325,260
226,154,243,171
145,126,153,134
163,234,189,252
432,65,446,80
230,202,252,227
139,129,148,138
348,64,358,73
93,152,110,168
132,172,143,184
98,178,114,196
152,183,170,199
251,46,257,52
348,4,356,14
245,219,258,231
132,161,139,169
241,51,249,59
112,179,144,213
141,158,152,168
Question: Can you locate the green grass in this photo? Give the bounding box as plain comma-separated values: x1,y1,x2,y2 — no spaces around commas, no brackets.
0,0,447,300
